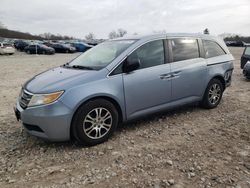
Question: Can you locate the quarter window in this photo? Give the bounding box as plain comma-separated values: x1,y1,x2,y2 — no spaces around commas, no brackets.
203,40,226,58
170,38,199,62
128,40,165,69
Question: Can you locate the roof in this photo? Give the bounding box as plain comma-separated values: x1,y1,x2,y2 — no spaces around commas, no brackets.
113,33,219,41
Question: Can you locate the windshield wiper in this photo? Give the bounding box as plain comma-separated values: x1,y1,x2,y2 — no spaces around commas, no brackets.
62,63,94,70
62,62,70,67
71,65,94,70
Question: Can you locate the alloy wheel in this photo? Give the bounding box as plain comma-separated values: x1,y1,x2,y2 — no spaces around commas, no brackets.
208,83,221,105
83,107,112,139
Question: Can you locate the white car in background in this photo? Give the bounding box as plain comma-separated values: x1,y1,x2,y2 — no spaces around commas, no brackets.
0,43,15,55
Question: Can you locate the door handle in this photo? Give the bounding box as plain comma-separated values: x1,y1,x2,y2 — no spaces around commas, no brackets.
171,71,181,78
159,74,171,80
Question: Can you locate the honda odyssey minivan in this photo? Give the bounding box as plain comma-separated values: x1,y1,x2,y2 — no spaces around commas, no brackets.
14,34,234,145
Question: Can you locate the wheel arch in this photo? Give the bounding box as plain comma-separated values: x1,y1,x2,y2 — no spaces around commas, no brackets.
70,95,124,140
212,75,226,91
201,74,226,100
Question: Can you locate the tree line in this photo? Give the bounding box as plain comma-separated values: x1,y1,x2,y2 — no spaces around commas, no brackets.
0,21,128,41
1,21,250,42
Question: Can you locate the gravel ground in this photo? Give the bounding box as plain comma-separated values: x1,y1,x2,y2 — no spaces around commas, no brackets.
0,48,249,188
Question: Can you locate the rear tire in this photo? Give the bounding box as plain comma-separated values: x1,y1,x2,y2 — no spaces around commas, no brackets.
72,99,118,146
200,78,223,109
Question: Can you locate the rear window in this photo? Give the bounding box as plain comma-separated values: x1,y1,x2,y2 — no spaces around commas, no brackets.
203,40,226,58
3,43,12,47
244,47,250,56
170,38,199,62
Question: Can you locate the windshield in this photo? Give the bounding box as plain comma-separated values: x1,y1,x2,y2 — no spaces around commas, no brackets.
68,40,135,70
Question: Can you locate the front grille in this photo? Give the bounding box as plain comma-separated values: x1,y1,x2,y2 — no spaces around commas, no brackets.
19,89,33,109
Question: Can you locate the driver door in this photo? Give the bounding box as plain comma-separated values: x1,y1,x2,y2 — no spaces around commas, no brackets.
123,39,172,119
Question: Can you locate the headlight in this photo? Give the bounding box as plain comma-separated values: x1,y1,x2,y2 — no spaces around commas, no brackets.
28,91,64,107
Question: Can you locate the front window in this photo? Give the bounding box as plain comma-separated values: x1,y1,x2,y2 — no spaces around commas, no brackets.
68,40,135,70
128,40,165,69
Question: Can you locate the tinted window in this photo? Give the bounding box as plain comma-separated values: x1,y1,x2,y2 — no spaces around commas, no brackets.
3,43,12,47
128,40,164,69
203,40,226,58
244,47,250,56
110,63,123,75
171,38,199,62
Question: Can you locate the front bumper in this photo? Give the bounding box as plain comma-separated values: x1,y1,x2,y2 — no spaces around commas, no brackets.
243,69,250,79
15,100,73,142
243,62,250,79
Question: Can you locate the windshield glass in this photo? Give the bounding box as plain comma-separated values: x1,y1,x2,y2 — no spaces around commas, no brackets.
68,40,136,70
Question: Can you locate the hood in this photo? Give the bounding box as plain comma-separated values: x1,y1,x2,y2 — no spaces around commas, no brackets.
25,66,96,93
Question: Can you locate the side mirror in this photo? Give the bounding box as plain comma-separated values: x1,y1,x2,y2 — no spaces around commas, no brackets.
123,58,140,73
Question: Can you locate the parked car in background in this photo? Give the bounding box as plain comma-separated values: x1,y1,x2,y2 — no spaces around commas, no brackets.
42,42,55,48
70,42,93,52
225,41,244,47
241,45,250,69
0,43,15,55
14,40,30,51
243,61,250,79
51,43,76,53
14,33,234,145
87,42,99,46
24,44,55,55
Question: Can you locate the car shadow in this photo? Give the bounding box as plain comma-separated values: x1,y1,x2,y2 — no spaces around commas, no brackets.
116,102,200,133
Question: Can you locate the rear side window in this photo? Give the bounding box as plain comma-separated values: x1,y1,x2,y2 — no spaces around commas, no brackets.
244,47,250,56
170,38,199,62
128,40,165,69
203,40,226,58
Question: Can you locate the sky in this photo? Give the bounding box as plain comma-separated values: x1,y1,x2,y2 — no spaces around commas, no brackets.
0,0,250,39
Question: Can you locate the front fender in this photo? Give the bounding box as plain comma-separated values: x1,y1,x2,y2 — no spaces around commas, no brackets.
59,75,126,122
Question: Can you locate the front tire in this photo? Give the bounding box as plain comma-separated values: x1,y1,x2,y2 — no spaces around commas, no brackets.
72,99,118,146
200,78,223,109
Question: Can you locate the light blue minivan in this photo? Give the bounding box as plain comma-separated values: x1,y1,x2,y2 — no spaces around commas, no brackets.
14,34,234,145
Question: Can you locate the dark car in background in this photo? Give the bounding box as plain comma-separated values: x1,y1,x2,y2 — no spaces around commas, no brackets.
14,40,30,51
226,41,244,47
70,42,93,52
51,43,76,53
42,42,55,48
241,45,250,69
243,61,250,79
24,44,55,55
